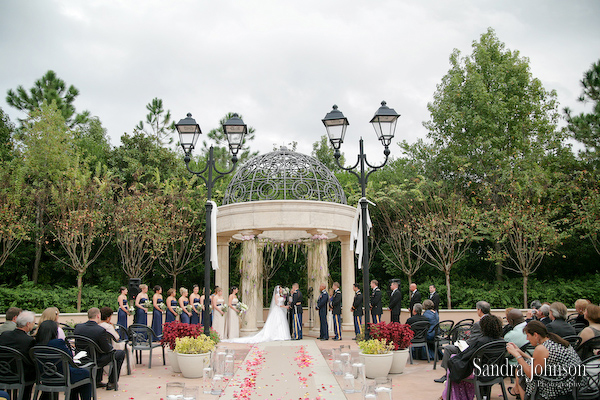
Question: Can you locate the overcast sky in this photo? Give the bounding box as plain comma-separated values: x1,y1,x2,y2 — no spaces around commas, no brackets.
1,0,599,163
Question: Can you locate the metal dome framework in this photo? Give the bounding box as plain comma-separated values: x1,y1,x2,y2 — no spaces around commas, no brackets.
223,147,347,205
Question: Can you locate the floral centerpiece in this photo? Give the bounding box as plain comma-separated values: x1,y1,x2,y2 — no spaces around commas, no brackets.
368,321,414,374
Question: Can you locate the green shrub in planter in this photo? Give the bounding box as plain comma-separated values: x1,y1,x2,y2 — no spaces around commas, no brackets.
174,335,215,355
358,338,394,355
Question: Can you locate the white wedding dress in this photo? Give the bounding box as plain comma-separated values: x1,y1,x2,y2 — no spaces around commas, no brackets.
223,286,291,343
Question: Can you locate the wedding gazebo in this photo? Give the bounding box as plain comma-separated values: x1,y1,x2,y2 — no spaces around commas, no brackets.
215,147,357,336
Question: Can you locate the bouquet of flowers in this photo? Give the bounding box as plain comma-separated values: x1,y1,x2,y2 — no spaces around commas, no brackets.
158,303,167,312
185,304,193,313
193,302,202,312
174,306,183,315
236,302,248,315
221,305,229,314
128,307,135,316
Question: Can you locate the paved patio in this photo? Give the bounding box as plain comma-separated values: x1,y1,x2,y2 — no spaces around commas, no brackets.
86,333,512,400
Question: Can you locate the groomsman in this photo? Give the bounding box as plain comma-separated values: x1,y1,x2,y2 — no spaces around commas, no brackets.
316,284,329,340
331,282,342,340
291,283,303,340
389,280,402,323
370,280,382,324
351,283,363,339
428,284,440,312
409,283,422,316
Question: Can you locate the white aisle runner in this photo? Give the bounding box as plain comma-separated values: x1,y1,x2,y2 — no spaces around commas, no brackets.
220,340,346,400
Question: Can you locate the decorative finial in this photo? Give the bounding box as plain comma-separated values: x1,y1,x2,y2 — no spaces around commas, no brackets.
381,101,387,106
187,113,192,117
332,105,338,110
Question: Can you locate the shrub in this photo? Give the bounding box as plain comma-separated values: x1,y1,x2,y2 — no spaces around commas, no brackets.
369,321,414,350
174,335,215,354
357,338,394,354
160,321,220,351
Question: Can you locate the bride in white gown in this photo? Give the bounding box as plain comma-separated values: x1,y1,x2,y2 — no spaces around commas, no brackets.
223,285,291,343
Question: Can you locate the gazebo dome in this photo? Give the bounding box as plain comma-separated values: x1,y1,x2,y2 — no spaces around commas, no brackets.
223,147,347,205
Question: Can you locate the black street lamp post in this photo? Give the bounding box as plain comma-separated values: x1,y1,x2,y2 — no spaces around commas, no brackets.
176,112,248,336
321,101,400,340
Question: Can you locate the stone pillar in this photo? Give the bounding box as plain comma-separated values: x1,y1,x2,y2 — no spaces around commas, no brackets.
256,244,265,328
307,235,329,335
215,237,231,296
340,235,355,332
239,237,260,336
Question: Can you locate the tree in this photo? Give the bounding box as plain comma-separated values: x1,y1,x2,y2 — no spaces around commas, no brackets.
49,165,113,311
113,186,164,279
0,163,30,267
0,107,15,162
135,98,176,146
73,117,112,167
21,101,75,283
422,27,566,281
565,59,600,169
6,70,90,128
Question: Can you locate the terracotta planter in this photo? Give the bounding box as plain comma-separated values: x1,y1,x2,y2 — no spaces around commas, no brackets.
359,351,393,379
166,348,181,373
176,351,211,379
390,349,410,374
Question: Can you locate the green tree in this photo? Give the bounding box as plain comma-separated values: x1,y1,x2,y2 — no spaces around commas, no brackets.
135,98,176,145
565,59,600,168
49,165,113,311
6,70,90,128
0,107,15,162
22,101,75,283
0,163,31,267
73,117,112,167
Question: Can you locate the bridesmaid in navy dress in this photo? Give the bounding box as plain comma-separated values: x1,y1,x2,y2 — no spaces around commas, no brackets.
151,285,164,338
165,288,178,323
135,284,149,325
190,284,201,325
117,286,129,338
179,287,192,324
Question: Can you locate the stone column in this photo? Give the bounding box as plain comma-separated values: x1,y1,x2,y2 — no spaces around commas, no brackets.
307,234,329,336
239,236,260,336
256,244,265,328
215,236,231,296
340,235,355,332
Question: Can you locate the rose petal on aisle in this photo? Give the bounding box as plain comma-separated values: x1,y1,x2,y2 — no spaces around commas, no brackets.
221,340,346,400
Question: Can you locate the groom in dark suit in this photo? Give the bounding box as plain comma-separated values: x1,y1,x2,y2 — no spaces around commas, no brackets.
316,283,329,340
291,283,303,340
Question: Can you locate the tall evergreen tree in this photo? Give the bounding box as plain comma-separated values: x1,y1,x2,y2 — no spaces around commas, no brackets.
135,97,176,145
6,70,90,128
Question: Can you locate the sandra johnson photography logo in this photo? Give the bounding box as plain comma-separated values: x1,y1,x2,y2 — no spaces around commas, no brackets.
474,359,589,386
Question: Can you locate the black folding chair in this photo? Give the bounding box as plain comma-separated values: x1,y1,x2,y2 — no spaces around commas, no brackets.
563,334,583,349
432,320,454,370
30,346,93,400
408,320,431,364
128,324,165,369
114,324,131,375
0,345,35,400
455,318,475,326
446,339,508,400
575,355,600,400
577,335,600,361
450,322,473,343
68,334,119,393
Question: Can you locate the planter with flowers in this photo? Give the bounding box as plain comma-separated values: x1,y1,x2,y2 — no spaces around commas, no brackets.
161,322,220,373
369,322,414,374
174,335,215,378
357,338,394,378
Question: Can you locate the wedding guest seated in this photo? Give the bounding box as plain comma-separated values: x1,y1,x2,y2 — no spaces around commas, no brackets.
547,302,576,338
574,299,591,327
506,321,581,400
38,307,66,340
434,301,490,383
36,320,92,400
423,299,439,359
503,307,515,336
406,303,428,325
99,307,124,351
503,309,528,365
0,310,36,399
0,307,21,335
525,300,542,322
440,315,504,400
578,303,600,360
537,304,551,325
73,308,125,390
